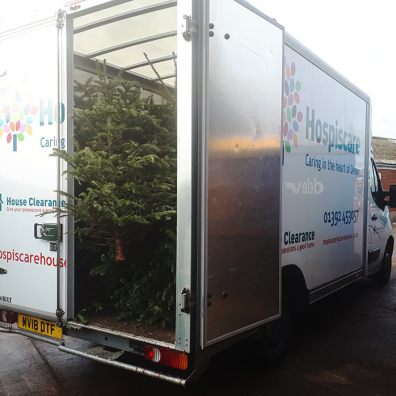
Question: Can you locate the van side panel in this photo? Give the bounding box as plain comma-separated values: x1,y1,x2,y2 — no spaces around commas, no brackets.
281,44,368,291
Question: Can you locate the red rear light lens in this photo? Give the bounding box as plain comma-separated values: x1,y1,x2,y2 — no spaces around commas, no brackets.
144,346,188,370
0,310,17,324
146,347,161,362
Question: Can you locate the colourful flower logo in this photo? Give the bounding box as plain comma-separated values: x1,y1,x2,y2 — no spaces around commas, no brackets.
283,62,303,153
0,93,37,152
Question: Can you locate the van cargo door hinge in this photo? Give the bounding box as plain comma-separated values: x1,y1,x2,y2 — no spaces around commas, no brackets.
180,288,194,314
182,15,196,42
56,9,66,29
56,308,65,326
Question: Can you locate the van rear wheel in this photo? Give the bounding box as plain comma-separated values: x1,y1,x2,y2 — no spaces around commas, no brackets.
258,268,307,363
258,304,292,364
373,244,393,284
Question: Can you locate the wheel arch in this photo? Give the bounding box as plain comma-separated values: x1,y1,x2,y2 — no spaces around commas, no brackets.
281,264,309,313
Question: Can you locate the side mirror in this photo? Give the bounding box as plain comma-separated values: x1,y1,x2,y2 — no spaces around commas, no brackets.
389,185,396,208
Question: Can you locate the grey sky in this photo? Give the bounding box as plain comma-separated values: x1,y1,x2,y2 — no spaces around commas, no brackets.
250,0,394,139
2,0,393,139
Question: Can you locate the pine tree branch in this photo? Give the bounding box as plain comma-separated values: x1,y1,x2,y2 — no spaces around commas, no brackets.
143,52,175,105
172,51,177,92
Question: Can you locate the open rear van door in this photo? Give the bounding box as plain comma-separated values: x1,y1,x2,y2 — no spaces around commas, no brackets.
0,13,68,337
201,0,283,347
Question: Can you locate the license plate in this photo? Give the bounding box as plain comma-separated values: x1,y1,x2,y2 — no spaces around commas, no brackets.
18,314,63,340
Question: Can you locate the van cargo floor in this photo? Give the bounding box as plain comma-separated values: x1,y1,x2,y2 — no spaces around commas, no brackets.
75,315,175,344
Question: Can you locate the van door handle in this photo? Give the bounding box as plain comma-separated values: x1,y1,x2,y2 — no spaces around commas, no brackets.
372,214,378,221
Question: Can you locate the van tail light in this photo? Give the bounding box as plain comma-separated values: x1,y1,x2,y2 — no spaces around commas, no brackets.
0,310,17,324
144,346,188,371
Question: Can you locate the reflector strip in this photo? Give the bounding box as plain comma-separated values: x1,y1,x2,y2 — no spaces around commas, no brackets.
0,310,17,324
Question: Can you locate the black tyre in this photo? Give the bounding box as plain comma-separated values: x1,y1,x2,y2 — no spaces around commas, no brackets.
258,271,307,364
373,243,393,284
258,305,292,364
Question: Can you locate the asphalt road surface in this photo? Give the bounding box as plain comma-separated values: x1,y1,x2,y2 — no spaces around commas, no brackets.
1,258,396,395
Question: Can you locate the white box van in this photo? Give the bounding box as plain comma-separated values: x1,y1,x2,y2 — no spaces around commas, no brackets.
0,0,394,385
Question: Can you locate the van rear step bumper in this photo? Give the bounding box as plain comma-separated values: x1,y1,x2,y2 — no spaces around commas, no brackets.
1,326,203,386
59,344,190,386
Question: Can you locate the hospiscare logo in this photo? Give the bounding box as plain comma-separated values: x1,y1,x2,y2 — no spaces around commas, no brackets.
0,93,37,151
0,93,65,152
283,62,303,153
283,62,361,155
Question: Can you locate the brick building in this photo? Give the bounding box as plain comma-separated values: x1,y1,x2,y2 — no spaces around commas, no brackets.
372,137,396,221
